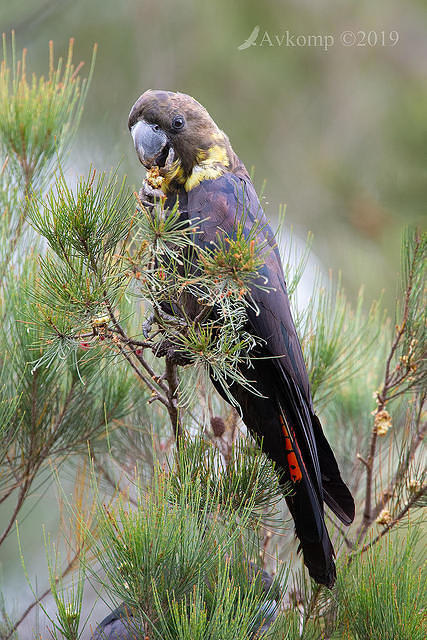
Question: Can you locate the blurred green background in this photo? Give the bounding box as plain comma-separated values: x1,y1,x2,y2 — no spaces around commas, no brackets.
0,0,426,635
3,0,426,304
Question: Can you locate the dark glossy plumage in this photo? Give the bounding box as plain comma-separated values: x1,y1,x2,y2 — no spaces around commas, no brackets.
129,90,355,588
173,172,354,586
91,604,140,639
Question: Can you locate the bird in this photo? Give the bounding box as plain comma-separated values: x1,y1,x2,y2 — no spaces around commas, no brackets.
90,603,140,639
128,90,355,588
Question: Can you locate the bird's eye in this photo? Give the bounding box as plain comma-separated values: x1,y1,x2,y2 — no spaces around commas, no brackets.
172,115,185,131
152,123,161,132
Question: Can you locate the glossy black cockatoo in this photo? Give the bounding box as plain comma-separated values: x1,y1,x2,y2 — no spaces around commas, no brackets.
128,90,354,588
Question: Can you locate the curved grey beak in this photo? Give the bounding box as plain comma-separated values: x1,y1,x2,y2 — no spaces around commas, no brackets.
131,120,168,168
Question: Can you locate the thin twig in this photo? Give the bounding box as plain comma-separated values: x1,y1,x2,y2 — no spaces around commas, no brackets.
104,287,186,444
357,232,421,538
115,342,169,409
4,583,52,640
0,481,31,547
350,485,426,560
0,373,41,545
0,483,18,506
104,293,169,394
107,327,152,348
165,356,182,442
371,396,426,522
92,453,138,507
4,549,83,640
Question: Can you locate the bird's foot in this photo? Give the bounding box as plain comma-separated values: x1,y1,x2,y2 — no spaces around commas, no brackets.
137,182,165,215
153,339,192,366
139,180,166,204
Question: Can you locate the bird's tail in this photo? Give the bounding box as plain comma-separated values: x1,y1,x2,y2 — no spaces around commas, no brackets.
310,412,355,526
277,408,337,587
209,361,353,588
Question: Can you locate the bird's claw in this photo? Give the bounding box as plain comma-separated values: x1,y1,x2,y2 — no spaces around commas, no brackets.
153,339,192,366
137,181,166,220
139,180,166,203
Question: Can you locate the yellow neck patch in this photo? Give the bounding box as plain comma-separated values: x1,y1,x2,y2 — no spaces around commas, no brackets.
184,143,230,191
161,160,185,192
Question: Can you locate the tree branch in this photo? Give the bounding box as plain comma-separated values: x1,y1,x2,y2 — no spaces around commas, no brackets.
165,356,182,443
370,395,426,522
357,232,422,538
115,342,169,409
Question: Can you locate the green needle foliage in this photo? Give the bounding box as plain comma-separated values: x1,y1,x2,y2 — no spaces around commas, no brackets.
0,35,425,640
27,174,269,413
44,538,86,640
395,228,426,396
82,437,286,640
169,437,286,529
0,37,149,638
301,278,381,411
29,169,132,266
0,253,136,530
0,33,95,189
333,528,426,640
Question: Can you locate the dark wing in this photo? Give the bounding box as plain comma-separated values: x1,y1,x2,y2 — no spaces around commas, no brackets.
185,172,354,527
185,172,311,400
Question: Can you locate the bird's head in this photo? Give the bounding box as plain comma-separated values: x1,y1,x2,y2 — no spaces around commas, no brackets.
128,90,238,192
